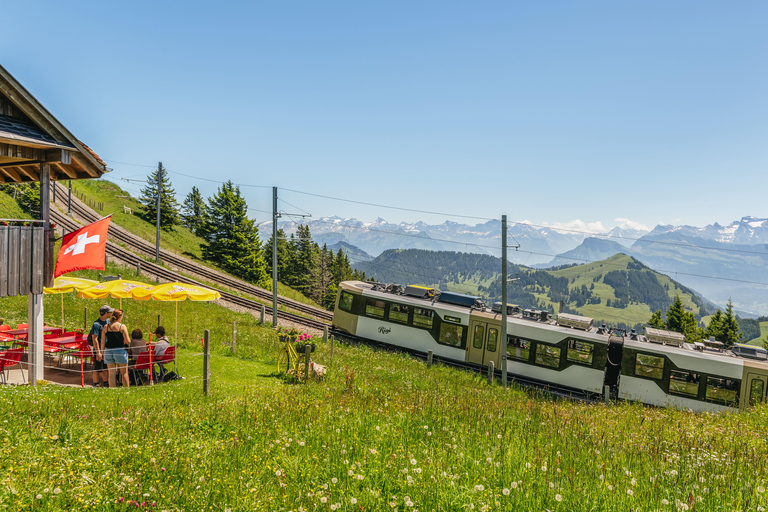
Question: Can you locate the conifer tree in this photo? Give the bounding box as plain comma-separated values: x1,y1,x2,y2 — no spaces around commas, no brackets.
648,310,665,329
706,309,724,341
264,228,292,286
290,224,321,299
664,295,701,342
198,181,268,286
720,299,742,348
181,186,207,235
139,163,180,230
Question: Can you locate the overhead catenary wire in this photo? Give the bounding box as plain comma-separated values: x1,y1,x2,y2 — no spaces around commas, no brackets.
97,158,768,287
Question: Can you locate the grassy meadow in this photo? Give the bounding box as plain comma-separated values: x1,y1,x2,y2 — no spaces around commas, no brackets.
2,267,768,511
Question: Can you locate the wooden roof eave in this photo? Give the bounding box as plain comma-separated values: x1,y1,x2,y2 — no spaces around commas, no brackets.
0,66,107,180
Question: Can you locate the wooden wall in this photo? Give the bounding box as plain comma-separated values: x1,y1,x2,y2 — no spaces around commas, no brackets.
0,225,45,297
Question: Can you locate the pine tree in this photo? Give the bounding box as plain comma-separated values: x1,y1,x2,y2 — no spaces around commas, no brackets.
290,225,321,299
665,296,686,333
264,228,292,287
139,164,180,230
720,299,742,348
648,310,665,329
198,181,268,286
706,309,724,341
665,295,701,342
180,186,207,235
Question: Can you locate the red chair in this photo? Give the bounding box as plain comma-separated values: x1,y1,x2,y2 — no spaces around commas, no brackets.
131,351,155,385
156,346,177,379
68,342,94,387
0,348,25,384
16,323,28,329
0,325,11,331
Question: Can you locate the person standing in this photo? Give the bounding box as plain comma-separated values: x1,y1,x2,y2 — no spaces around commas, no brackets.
89,304,113,387
100,309,131,388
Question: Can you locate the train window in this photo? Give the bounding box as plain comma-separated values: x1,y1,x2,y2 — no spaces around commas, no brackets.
413,308,434,329
339,292,354,312
487,328,498,352
473,325,485,349
508,337,531,361
750,379,765,406
705,377,740,406
634,354,664,380
669,370,700,398
439,323,464,347
365,299,385,319
566,339,594,365
535,344,561,369
389,303,409,324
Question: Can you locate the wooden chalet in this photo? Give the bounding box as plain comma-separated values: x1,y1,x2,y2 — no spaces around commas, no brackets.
0,63,107,384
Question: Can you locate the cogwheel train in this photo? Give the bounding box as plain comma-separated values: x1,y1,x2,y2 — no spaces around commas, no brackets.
332,281,768,413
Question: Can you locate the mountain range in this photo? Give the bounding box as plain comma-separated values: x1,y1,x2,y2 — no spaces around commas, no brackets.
276,216,768,315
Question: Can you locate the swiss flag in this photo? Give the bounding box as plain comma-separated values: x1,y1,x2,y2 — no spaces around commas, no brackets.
54,216,112,277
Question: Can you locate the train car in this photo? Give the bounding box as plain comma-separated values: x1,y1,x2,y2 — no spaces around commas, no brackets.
332,281,768,413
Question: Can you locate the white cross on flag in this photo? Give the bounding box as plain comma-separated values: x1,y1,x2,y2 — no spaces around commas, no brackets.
54,216,112,278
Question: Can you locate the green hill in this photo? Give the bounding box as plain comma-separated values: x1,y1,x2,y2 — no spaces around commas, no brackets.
357,250,708,331
0,188,31,219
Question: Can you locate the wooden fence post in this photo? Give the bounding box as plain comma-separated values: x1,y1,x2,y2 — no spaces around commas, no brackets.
488,361,494,386
329,336,334,368
231,321,236,354
157,314,161,328
323,325,328,343
260,305,265,325
203,330,210,396
427,350,433,368
136,261,141,276
304,344,311,382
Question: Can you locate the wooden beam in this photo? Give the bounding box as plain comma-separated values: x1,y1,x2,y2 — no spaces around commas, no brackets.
0,142,46,161
71,154,99,178
51,161,77,179
14,165,39,181
0,166,22,182
45,149,72,165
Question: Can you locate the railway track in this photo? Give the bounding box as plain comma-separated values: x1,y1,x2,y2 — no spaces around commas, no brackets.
52,182,333,323
50,207,329,332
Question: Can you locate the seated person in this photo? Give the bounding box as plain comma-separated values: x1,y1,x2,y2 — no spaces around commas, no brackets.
129,328,148,361
153,326,170,357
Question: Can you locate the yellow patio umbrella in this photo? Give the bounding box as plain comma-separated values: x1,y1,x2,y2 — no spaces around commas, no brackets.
43,277,100,329
78,279,157,310
132,282,221,345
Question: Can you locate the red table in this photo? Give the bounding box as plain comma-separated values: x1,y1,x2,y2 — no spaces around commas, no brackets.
4,326,59,338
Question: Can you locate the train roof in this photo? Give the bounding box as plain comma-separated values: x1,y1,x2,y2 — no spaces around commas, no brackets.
337,281,768,370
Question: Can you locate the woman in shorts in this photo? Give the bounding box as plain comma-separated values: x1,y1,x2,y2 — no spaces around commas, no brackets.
100,309,131,387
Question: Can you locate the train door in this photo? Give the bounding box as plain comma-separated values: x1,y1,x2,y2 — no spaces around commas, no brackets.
466,321,501,368
746,373,767,407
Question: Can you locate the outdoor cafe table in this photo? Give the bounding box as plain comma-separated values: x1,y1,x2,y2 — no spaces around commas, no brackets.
4,326,59,337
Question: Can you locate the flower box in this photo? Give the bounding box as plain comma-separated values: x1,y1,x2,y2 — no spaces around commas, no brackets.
294,343,316,354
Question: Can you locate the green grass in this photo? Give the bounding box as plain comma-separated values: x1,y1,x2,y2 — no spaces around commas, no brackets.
746,321,768,346
3,266,768,510
66,179,205,261
0,190,30,219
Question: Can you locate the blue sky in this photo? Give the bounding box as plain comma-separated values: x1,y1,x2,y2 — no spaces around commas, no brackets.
3,1,767,232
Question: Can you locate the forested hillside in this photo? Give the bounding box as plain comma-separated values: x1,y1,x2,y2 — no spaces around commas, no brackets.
356,249,710,332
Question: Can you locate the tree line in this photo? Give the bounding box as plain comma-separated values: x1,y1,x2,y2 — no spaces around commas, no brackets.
647,296,742,347
138,166,364,309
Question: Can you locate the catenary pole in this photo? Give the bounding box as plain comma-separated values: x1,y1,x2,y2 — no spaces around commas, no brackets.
155,162,162,264
501,215,508,387
272,186,278,327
